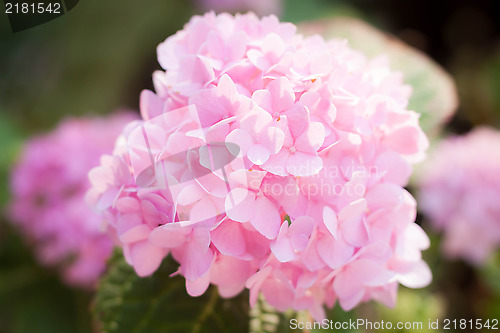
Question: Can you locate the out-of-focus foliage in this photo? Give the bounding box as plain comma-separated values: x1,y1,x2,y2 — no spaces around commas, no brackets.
0,0,192,131
246,292,357,333
370,289,445,333
0,112,23,206
482,254,500,322
282,0,361,23
452,48,500,127
298,17,458,137
480,253,500,303
93,252,249,333
0,223,93,333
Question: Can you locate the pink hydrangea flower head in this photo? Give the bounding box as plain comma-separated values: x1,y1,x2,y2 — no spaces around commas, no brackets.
9,112,138,288
89,12,431,318
418,126,500,265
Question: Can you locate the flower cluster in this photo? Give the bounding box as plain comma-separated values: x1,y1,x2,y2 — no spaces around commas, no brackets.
87,12,431,318
9,113,137,288
418,127,500,265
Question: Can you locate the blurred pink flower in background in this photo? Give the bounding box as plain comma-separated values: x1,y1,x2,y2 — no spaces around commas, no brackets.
418,127,500,265
88,12,431,318
196,0,282,16
9,112,137,288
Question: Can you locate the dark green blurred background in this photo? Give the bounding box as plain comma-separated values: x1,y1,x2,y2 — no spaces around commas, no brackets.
1,0,499,332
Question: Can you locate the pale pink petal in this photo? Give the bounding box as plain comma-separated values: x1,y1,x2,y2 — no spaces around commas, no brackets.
397,261,432,288
333,272,364,311
130,241,166,277
338,198,367,222
322,206,338,239
247,144,271,165
119,224,151,243
267,77,295,112
182,241,214,281
225,188,256,222
317,235,354,269
294,122,325,153
140,89,164,120
211,220,246,256
226,129,253,155
262,150,290,176
287,153,323,177
270,223,295,262
190,198,218,223
186,272,211,297
148,224,191,248
251,196,281,239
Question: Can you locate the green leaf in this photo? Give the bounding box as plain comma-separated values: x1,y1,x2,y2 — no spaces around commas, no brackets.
298,17,458,137
93,252,249,333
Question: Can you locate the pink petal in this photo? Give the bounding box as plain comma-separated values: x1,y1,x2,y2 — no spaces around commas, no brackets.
267,77,294,112
261,126,285,154
182,240,214,281
225,188,256,222
140,89,164,120
211,256,252,298
262,33,286,60
185,273,211,297
130,241,166,277
97,187,119,210
240,108,273,134
148,224,190,248
176,184,205,206
226,129,253,155
115,197,141,214
338,198,367,222
323,206,338,239
270,223,295,262
119,224,151,243
365,183,403,211
286,153,323,177
317,235,354,269
247,49,270,71
252,89,273,112
349,259,395,287
404,223,431,250
251,196,281,239
262,150,290,176
190,198,218,223
386,126,421,155
116,213,143,236
294,122,325,153
261,275,294,311
333,271,364,311
247,144,271,165
374,151,411,185
211,220,246,256
341,215,369,247
397,261,432,288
